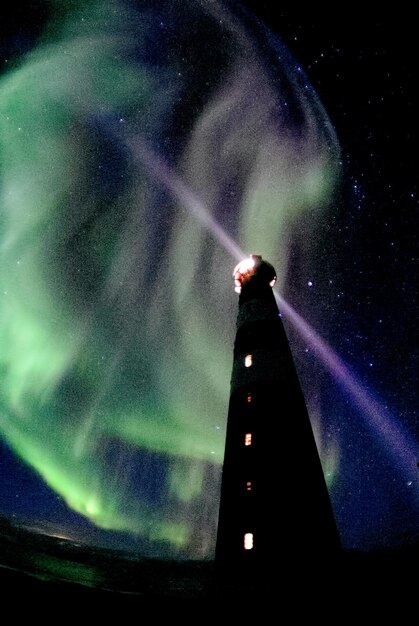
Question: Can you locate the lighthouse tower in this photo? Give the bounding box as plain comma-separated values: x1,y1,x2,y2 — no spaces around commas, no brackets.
215,255,340,582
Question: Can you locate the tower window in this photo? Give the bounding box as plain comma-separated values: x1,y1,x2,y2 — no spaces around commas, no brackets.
244,532,254,550
246,481,252,491
244,354,252,367
244,433,252,446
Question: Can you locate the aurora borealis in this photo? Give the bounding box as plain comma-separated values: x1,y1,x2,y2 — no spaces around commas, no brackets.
0,1,417,559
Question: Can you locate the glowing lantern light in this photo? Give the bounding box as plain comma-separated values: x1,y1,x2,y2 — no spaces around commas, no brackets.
233,257,256,293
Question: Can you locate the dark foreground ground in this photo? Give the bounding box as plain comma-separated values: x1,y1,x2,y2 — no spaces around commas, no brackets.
0,520,416,616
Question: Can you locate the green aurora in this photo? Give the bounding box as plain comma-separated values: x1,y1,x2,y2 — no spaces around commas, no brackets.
0,0,340,557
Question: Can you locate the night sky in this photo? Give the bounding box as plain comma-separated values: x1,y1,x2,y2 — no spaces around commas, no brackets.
0,1,417,558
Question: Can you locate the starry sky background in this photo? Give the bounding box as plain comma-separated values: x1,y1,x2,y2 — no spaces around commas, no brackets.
259,8,419,550
0,1,417,558
242,6,419,550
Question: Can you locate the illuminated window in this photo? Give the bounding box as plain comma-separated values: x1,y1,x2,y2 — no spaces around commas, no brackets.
246,481,252,491
244,433,252,446
244,532,254,550
244,354,252,367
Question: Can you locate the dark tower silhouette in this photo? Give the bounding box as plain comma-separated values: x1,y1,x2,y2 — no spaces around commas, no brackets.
215,255,340,584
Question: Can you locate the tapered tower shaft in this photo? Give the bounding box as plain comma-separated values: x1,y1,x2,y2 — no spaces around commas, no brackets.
215,256,340,580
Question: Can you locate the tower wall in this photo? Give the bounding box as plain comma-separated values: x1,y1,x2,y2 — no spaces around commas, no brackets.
215,259,340,581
